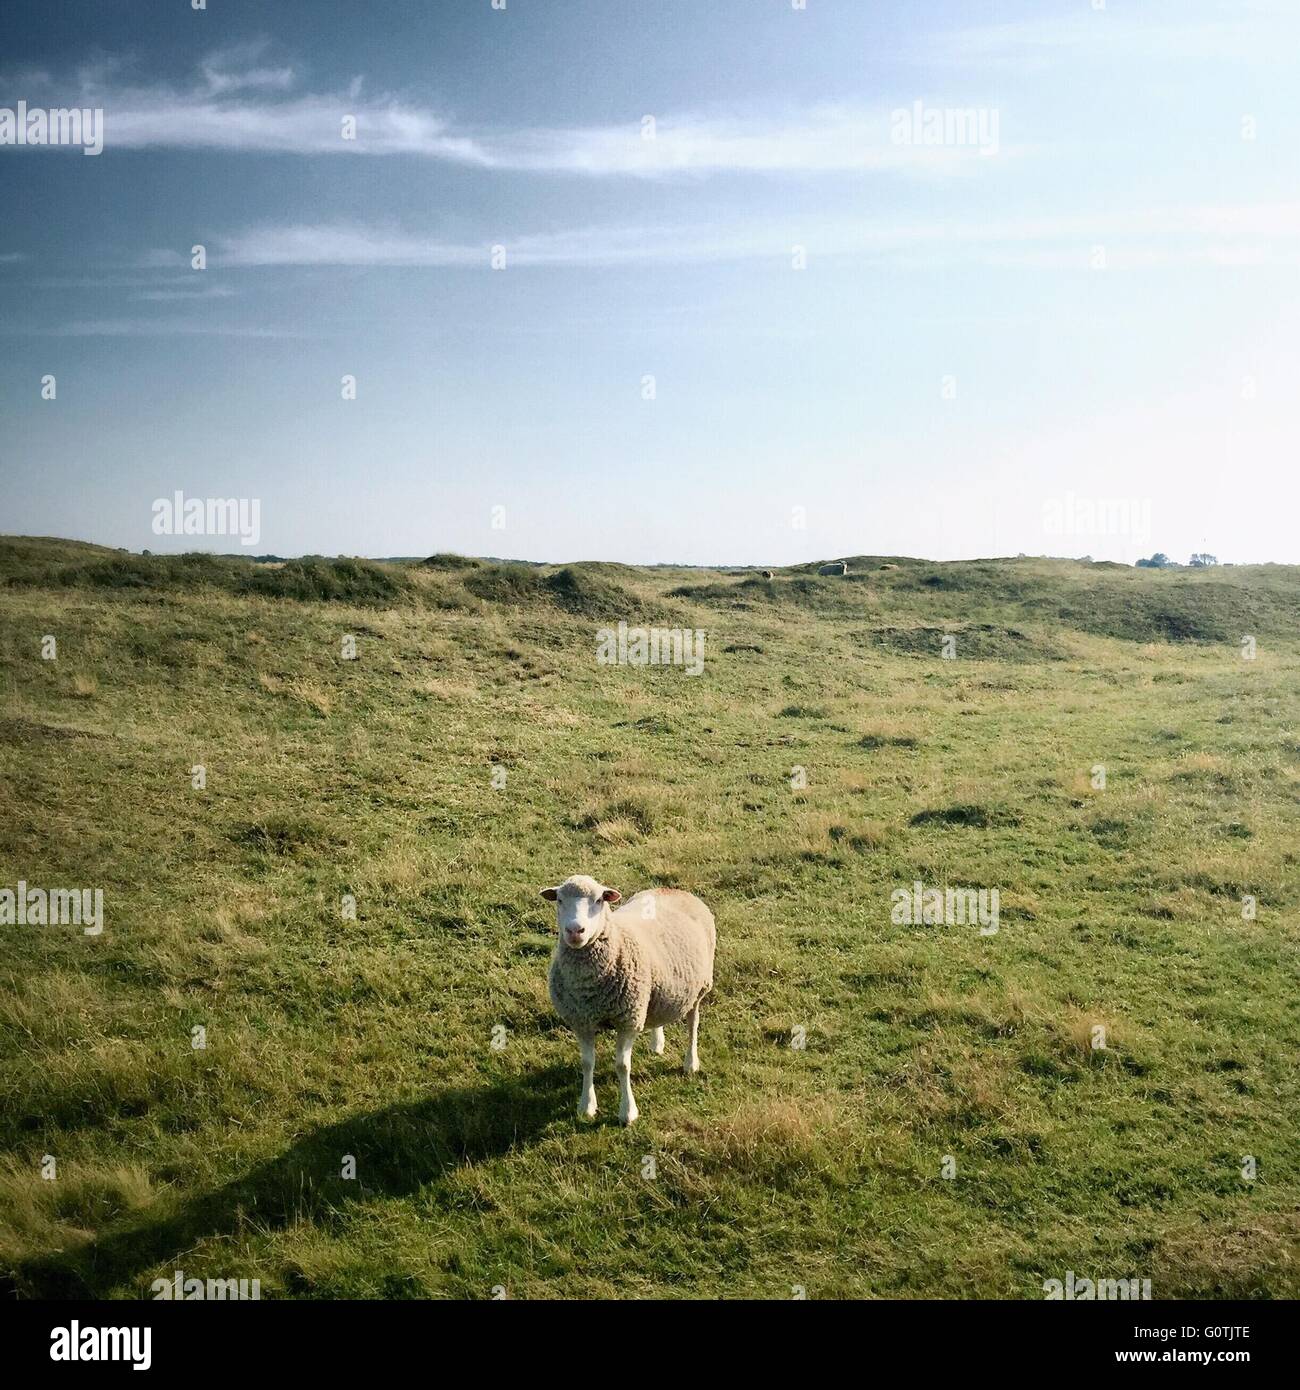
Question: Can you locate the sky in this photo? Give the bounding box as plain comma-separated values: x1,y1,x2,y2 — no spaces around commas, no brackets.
1,0,1297,566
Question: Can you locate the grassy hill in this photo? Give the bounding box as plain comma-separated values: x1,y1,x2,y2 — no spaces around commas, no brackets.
2,536,1298,1298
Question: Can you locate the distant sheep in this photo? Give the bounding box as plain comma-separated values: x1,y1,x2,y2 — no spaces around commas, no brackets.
541,875,716,1125
761,570,774,579
818,561,848,576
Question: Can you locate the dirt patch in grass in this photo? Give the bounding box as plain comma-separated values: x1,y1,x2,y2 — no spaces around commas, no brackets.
909,804,1022,829
228,814,334,857
859,732,919,750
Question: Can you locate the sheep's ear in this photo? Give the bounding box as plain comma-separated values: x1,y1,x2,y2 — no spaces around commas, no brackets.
540,887,559,902
602,888,622,904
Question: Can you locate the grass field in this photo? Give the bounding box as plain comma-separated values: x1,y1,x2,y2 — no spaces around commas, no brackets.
1,535,1298,1299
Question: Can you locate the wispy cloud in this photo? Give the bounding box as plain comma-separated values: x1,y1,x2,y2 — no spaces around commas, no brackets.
928,1,1300,68
198,41,295,95
205,203,1300,272
467,107,1006,175
216,221,809,269
11,47,1008,175
134,285,237,302
1,273,224,289
18,318,299,338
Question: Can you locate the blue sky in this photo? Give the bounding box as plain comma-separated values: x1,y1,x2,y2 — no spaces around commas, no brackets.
2,0,1297,564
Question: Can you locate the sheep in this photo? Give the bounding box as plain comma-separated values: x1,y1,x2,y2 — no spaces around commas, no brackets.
818,560,848,576
761,570,774,579
541,874,716,1125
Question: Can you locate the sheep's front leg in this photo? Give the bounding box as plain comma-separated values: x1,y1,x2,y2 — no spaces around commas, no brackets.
615,1028,639,1125
684,1004,701,1074
578,1034,598,1119
649,1026,665,1055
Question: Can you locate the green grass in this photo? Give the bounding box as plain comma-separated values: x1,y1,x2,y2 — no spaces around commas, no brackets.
1,536,1298,1299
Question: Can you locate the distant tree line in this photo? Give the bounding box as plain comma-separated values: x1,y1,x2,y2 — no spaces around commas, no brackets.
1136,553,1219,569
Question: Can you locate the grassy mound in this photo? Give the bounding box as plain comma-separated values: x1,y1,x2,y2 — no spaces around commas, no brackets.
420,553,482,570
866,624,1067,662
868,559,1299,643
464,563,662,619
1,542,410,605
0,536,124,585
237,558,409,604
668,575,856,610
1033,583,1263,644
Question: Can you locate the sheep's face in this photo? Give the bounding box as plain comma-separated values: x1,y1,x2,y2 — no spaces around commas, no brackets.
541,875,622,949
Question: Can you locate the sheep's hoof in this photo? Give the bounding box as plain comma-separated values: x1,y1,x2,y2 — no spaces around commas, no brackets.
684,1057,701,1075
650,1027,665,1055
579,1095,598,1120
619,1106,638,1126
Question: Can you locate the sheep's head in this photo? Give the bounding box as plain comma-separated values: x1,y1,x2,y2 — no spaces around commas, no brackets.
540,874,622,949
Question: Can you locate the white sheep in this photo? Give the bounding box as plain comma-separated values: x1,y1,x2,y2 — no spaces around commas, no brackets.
818,560,848,576
541,875,716,1125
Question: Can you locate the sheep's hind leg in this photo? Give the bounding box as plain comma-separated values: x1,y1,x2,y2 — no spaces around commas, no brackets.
578,1034,598,1119
650,1026,665,1055
615,1029,639,1125
684,1004,701,1074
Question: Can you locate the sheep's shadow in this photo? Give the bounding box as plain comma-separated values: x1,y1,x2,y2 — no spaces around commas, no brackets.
14,1064,573,1298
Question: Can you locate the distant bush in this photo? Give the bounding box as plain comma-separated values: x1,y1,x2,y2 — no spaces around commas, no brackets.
668,576,848,610
421,553,482,570
542,566,635,616
5,546,409,605
42,552,243,592
463,563,548,604
237,557,408,604
464,563,653,618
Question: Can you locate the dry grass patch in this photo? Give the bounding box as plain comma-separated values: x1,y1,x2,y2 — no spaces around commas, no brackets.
1152,1211,1300,1298
0,1159,155,1260
792,810,891,857
896,1039,1021,1130
1057,1007,1126,1063
590,818,641,845
678,1097,851,1181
